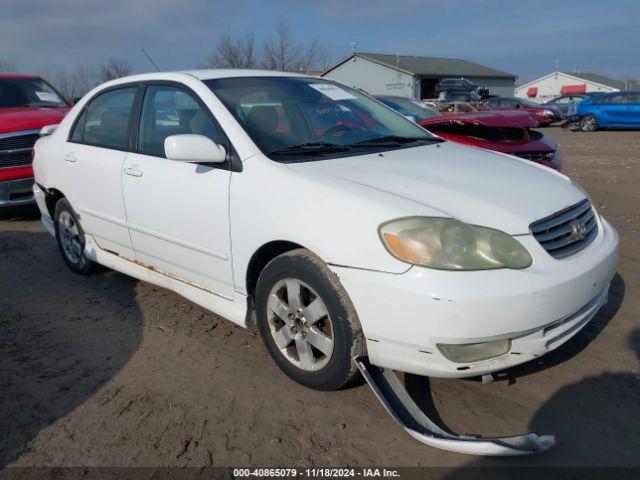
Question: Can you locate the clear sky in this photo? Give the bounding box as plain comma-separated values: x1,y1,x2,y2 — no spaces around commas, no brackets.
2,0,639,82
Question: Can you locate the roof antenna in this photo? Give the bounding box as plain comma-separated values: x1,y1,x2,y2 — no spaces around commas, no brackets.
141,48,160,72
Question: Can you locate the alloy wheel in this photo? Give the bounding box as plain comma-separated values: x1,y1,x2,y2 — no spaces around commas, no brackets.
581,115,597,132
266,278,334,371
58,210,83,264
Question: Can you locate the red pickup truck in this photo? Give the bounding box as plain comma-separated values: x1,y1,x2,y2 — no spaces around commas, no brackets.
0,74,69,210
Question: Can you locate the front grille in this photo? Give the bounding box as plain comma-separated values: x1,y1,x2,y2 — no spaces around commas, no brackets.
530,199,598,259
515,151,555,162
0,149,32,167
0,130,40,168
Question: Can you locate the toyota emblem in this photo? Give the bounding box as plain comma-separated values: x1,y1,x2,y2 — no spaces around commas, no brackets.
570,219,588,241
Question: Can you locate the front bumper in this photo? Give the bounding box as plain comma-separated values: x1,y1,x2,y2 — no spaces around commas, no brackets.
0,176,35,208
330,217,619,378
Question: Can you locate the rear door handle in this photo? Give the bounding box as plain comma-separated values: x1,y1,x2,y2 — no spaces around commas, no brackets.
123,166,143,177
64,153,77,163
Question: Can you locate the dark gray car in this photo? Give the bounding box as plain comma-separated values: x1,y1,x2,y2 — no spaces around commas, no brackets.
543,94,591,118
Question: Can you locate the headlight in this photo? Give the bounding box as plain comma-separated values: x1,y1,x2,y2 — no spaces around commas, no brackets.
379,217,532,270
543,109,555,116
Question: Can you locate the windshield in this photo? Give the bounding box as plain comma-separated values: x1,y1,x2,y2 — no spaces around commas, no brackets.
205,76,439,161
375,96,439,122
0,77,68,108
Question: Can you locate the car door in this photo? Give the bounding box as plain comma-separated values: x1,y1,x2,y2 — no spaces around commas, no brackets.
121,83,234,298
596,94,626,126
629,94,640,127
552,96,571,116
64,85,138,257
618,93,640,126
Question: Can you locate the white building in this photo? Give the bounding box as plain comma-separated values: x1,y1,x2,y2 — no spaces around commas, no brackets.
515,71,624,103
322,53,516,99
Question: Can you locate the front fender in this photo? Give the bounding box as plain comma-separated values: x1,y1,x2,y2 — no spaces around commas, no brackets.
229,155,431,291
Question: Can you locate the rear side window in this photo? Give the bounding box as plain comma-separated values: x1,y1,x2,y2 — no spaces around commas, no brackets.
138,85,228,157
627,94,640,103
73,87,137,149
608,94,625,104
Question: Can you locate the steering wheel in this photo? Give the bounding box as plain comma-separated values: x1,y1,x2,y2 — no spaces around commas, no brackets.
321,124,355,140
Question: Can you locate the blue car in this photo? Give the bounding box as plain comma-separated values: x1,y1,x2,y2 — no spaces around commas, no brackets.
577,91,640,131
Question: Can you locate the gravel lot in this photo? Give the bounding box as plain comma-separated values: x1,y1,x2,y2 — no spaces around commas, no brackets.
1,128,639,469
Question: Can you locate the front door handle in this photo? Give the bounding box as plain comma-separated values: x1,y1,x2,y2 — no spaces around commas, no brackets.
123,166,143,177
64,153,77,163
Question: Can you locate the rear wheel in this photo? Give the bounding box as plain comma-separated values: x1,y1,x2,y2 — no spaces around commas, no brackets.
54,198,97,274
580,114,599,132
255,249,364,390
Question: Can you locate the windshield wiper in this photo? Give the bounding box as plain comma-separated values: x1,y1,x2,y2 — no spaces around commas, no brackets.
353,135,443,146
267,141,351,156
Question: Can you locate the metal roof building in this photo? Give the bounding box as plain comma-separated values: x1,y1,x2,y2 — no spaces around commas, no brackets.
515,71,624,103
321,52,516,99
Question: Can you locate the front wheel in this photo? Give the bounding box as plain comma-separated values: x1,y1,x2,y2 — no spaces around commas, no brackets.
255,249,364,390
580,114,599,132
54,198,97,274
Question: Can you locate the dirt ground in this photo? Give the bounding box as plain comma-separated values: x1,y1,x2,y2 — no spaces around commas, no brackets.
1,128,639,469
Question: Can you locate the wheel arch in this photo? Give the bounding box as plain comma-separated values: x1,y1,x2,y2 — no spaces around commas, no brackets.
42,187,66,218
245,240,308,303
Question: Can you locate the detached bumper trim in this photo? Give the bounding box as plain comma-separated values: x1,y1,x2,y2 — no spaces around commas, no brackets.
355,355,555,456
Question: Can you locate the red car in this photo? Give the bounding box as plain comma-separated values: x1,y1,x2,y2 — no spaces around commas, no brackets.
1,74,70,209
479,96,562,127
375,95,561,170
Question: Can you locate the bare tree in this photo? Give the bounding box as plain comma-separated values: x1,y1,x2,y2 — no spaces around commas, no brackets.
292,38,329,74
53,64,98,101
262,21,302,71
99,57,133,82
262,21,329,73
206,20,331,73
207,32,256,68
0,59,17,73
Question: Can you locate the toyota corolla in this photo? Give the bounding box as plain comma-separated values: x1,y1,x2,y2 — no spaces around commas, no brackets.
31,70,618,453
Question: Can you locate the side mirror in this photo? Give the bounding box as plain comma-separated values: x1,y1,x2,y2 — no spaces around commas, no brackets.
404,115,417,123
164,134,227,164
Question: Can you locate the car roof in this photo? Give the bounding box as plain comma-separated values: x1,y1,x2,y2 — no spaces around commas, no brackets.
91,69,318,90
109,69,311,83
184,69,312,80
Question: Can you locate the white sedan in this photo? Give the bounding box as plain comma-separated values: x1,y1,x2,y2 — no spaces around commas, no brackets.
33,70,618,393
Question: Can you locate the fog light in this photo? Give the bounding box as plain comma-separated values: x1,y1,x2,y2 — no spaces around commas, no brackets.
437,339,511,363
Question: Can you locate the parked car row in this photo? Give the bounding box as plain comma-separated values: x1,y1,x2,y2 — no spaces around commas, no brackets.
375,95,561,170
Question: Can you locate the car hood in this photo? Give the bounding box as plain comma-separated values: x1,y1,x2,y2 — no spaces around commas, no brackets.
0,107,70,135
421,110,539,128
286,141,584,235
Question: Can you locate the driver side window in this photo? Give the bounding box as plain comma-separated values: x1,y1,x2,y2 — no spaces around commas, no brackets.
138,85,228,157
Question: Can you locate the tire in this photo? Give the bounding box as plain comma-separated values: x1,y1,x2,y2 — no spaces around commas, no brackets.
580,114,599,132
255,248,364,390
54,198,97,274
